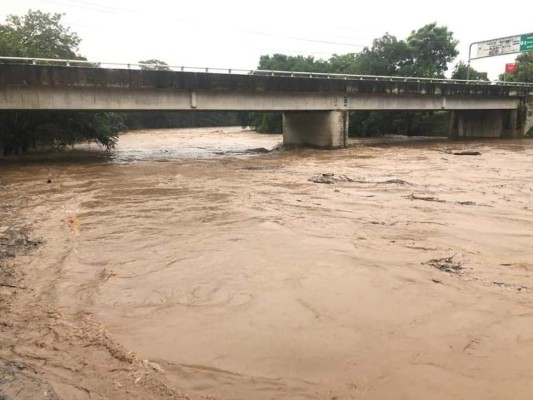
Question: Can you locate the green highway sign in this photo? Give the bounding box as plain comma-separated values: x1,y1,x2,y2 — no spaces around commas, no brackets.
520,34,533,52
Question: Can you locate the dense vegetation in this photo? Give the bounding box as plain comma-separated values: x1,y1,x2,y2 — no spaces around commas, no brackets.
499,52,533,83
0,10,126,155
246,23,470,136
124,111,241,130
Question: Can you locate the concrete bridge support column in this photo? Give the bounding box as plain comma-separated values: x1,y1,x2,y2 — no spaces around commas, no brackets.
525,99,533,135
448,110,525,139
283,111,348,149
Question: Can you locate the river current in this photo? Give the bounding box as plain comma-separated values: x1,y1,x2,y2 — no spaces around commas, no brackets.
1,127,532,399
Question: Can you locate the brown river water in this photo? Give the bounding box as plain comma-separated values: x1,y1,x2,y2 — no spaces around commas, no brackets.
1,127,533,399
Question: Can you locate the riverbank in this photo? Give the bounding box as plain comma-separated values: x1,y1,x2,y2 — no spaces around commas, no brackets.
0,189,189,399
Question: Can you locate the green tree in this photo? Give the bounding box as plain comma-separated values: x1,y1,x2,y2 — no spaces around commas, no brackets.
328,24,459,79
0,10,81,59
239,112,282,133
340,34,411,76
451,61,489,80
327,53,361,74
257,54,329,73
138,59,170,71
514,52,533,82
499,52,533,83
403,22,459,77
337,26,458,136
0,10,124,155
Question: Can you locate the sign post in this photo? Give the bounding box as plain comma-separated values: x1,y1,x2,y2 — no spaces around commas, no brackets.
466,32,533,80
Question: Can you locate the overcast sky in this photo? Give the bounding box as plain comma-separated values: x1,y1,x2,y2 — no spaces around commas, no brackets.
1,0,532,79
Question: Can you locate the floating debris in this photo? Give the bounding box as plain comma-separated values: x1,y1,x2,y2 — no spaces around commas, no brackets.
456,200,477,206
308,173,355,184
66,215,81,233
491,281,529,291
1,235,43,262
444,149,482,156
243,147,270,154
405,194,479,206
453,151,481,156
404,194,446,203
424,255,463,274
379,179,413,185
99,268,117,281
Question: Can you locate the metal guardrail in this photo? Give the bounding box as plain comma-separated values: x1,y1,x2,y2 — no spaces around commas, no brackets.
1,56,533,88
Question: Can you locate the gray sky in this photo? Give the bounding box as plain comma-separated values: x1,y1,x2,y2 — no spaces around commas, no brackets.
1,0,532,79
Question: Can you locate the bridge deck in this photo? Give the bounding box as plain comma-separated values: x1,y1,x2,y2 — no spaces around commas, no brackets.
0,63,530,111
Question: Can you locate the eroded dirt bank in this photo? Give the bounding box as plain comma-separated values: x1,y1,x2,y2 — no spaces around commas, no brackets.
1,127,532,399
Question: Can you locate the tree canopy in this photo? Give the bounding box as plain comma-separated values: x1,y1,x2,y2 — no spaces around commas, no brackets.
0,10,123,155
0,10,82,59
500,52,533,83
451,61,489,81
248,23,462,135
257,54,329,73
404,23,459,77
139,59,170,71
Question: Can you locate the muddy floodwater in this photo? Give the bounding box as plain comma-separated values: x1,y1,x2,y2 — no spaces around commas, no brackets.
1,127,533,400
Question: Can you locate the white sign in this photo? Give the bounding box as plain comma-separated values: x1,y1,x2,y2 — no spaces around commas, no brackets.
475,36,521,59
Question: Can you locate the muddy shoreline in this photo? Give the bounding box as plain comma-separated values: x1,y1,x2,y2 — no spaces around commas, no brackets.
0,194,189,399
0,230,57,399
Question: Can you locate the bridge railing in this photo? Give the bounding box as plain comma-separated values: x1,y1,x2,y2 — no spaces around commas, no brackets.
1,56,533,88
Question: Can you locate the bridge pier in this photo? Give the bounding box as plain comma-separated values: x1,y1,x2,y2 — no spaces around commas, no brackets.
525,98,533,135
449,109,526,139
283,111,348,149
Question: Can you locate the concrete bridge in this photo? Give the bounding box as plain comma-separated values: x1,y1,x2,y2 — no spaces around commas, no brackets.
1,58,532,148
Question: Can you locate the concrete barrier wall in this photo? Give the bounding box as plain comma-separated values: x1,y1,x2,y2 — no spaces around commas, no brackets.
1,64,529,98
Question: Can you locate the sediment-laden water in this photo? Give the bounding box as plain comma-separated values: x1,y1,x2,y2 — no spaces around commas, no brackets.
1,127,532,399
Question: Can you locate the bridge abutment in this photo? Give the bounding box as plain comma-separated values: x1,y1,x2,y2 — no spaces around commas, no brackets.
283,111,348,149
449,109,526,139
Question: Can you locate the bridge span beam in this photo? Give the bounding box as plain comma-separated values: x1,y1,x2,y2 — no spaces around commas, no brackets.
283,111,348,149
